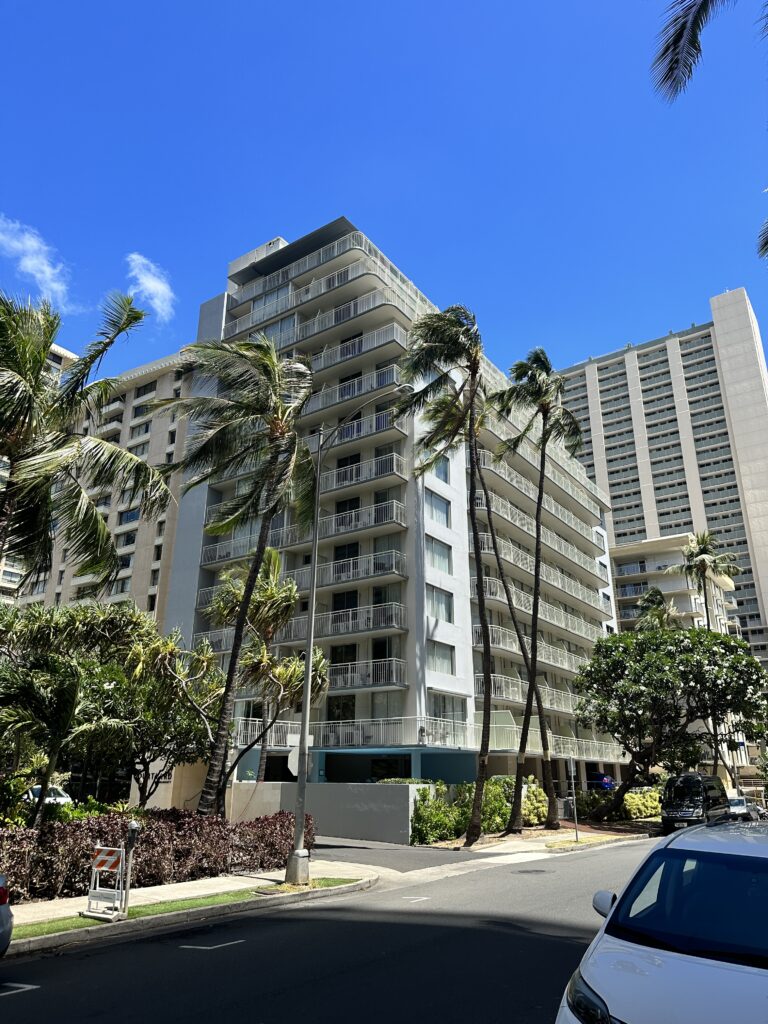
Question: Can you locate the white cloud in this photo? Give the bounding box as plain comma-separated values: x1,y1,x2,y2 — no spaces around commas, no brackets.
126,252,175,323
0,213,70,308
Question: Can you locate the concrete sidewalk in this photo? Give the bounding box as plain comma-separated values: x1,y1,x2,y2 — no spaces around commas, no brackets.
12,858,377,925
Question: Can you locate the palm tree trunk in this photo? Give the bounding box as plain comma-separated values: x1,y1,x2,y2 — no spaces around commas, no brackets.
507,433,559,831
217,707,280,803
31,742,62,828
0,461,16,563
255,703,270,784
197,513,272,816
711,717,719,778
702,577,711,631
465,401,494,848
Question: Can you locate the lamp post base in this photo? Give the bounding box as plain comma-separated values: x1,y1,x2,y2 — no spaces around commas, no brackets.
285,849,310,885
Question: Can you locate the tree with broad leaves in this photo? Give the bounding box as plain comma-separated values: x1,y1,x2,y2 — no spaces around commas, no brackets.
665,531,740,631
652,0,768,258
574,629,767,820
0,292,170,586
155,335,315,816
492,348,582,833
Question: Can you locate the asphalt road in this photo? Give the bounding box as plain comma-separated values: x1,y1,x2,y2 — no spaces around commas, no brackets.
0,840,653,1024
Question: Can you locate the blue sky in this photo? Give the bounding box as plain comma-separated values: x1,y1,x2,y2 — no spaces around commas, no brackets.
1,0,766,378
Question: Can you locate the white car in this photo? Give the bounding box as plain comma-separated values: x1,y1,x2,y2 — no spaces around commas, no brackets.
556,821,768,1023
0,874,12,957
23,785,72,806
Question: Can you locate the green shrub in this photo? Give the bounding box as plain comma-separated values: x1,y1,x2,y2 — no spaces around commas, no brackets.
410,786,461,844
522,783,548,825
623,788,660,819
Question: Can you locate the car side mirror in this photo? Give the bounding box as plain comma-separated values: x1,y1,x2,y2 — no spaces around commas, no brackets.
592,890,616,918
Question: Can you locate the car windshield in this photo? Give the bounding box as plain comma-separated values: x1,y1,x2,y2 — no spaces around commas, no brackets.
606,847,768,969
729,799,747,809
47,787,67,798
665,778,702,803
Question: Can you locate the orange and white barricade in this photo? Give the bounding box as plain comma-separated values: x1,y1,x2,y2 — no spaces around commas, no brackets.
80,845,125,921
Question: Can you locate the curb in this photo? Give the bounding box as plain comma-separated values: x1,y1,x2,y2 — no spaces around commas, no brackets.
6,876,377,959
546,833,652,854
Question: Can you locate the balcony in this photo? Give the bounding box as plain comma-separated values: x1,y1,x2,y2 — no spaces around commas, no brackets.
311,716,476,750
474,449,603,554
268,500,407,549
229,231,432,315
472,576,603,642
319,453,408,494
304,409,406,454
311,323,408,375
275,601,408,644
304,365,402,418
472,533,610,617
201,535,260,567
295,288,419,347
474,623,587,675
94,416,123,437
193,627,234,652
327,658,407,691
235,719,297,748
474,673,579,714
473,492,608,586
224,257,385,340
283,550,407,591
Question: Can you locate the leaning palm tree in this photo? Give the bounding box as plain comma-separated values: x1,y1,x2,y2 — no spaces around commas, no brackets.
652,0,768,258
492,348,582,833
665,531,741,630
0,292,170,584
394,305,497,847
157,335,314,816
634,586,682,631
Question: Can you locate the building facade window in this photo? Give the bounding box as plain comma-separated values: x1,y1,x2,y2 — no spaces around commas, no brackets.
428,692,465,720
426,639,455,674
433,455,450,484
134,381,157,399
118,508,141,525
425,489,451,527
426,584,454,622
425,535,452,574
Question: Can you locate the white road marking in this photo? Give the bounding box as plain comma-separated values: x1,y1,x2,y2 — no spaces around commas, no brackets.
402,897,430,902
180,939,246,951
0,983,41,997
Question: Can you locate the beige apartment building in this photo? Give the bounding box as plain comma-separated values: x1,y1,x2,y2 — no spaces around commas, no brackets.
17,353,188,621
561,288,768,667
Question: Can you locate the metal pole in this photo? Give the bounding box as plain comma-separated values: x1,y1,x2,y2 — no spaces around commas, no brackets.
569,757,579,844
285,427,324,885
122,820,141,917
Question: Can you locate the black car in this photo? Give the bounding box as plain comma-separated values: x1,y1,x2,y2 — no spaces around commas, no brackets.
661,772,729,834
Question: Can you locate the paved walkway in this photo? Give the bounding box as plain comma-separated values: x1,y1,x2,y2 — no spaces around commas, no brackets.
12,858,377,925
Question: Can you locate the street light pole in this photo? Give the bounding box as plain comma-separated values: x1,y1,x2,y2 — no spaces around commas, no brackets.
285,385,411,884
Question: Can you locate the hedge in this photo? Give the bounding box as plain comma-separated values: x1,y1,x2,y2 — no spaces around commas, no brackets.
0,809,314,903
574,787,661,821
410,776,547,844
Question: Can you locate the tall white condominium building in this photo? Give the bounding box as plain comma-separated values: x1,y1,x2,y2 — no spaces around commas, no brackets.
561,288,768,664
1,342,77,604
165,218,624,792
17,354,189,619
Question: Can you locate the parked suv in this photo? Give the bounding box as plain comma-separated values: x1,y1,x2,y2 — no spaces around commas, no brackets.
661,772,728,834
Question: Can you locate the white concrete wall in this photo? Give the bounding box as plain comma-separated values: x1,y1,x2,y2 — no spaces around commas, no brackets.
228,781,423,844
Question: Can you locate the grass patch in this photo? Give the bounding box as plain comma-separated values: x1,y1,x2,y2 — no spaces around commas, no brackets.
253,877,357,895
13,879,359,941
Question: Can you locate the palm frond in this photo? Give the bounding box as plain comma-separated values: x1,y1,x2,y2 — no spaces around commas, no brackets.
652,0,735,101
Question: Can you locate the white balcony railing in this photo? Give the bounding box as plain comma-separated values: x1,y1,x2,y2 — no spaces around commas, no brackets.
297,288,419,345
201,535,260,566
193,627,235,652
327,658,407,690
473,492,608,583
268,500,407,549
319,452,408,493
231,714,629,761
474,673,579,714
305,365,401,416
472,576,603,642
305,409,404,453
275,602,408,643
311,323,408,374
474,623,587,675
472,533,609,616
283,550,407,591
474,449,602,550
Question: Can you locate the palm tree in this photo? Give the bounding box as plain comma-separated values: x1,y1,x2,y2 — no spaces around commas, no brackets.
207,548,299,805
0,293,170,584
394,305,496,847
158,335,314,816
635,587,683,631
492,348,582,833
666,531,741,630
652,0,768,258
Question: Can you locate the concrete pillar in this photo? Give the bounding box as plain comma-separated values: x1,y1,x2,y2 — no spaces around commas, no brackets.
577,760,588,792
410,749,422,780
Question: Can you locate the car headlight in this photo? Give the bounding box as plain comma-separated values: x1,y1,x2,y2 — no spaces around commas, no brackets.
566,968,614,1024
